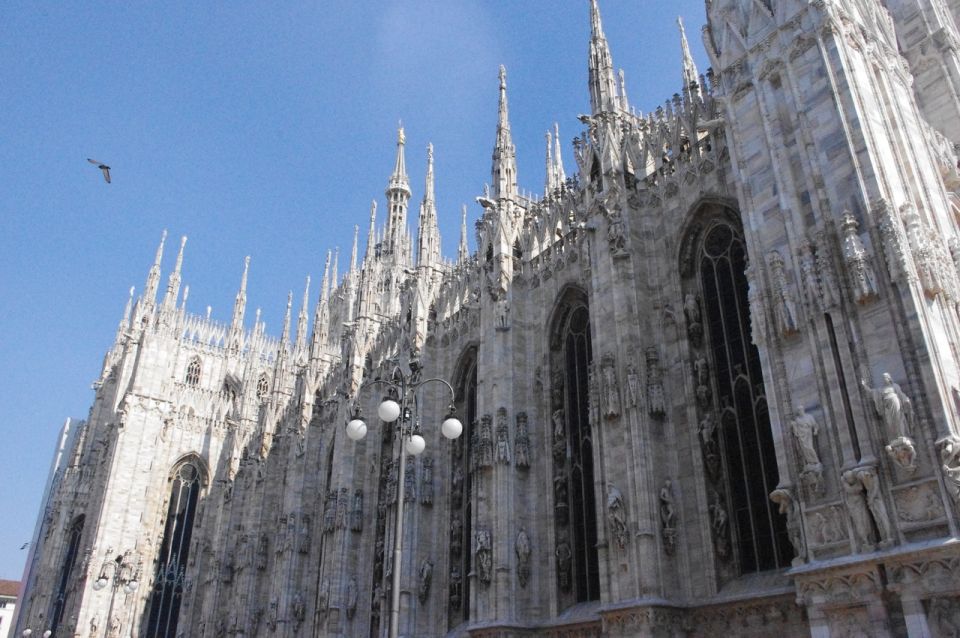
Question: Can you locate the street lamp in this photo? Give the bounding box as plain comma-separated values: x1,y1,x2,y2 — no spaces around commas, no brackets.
21,630,52,637
90,551,141,637
347,358,462,638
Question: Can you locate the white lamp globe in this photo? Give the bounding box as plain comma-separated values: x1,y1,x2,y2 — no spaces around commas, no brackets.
377,399,401,422
43,630,53,637
405,434,426,455
441,416,463,439
93,578,107,591
22,630,32,637
346,418,367,441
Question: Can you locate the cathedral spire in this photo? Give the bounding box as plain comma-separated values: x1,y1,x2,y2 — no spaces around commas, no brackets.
458,204,469,264
118,286,135,334
554,122,566,185
228,256,250,350
384,126,412,263
295,276,310,355
143,229,167,308
162,235,187,314
330,248,340,295
492,65,518,200
417,143,441,269
588,0,619,114
350,224,359,274
311,252,331,359
365,200,378,264
281,291,293,346
678,16,701,101
545,130,556,195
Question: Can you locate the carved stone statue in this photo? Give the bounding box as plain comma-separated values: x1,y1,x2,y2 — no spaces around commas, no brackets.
600,354,621,419
767,250,800,335
556,537,572,591
516,528,531,588
496,408,511,464
256,534,268,570
554,474,569,525
350,489,363,532
708,497,730,561
698,412,721,481
345,577,358,620
769,488,805,565
420,457,434,505
323,490,336,533
297,513,311,555
938,435,960,510
108,615,121,638
606,484,629,549
645,347,666,418
514,412,531,469
292,591,305,625
791,405,821,470
840,212,879,304
684,293,703,346
475,530,492,586
626,363,641,408
861,373,913,439
693,352,709,387
418,559,433,603
605,204,627,256
659,479,677,556
552,409,566,465
449,566,462,610
855,467,894,549
404,457,416,503
318,577,330,616
451,466,464,509
478,415,494,468
841,470,874,553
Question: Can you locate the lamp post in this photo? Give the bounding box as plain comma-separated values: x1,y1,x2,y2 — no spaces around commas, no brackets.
20,629,52,637
90,551,140,637
346,359,463,638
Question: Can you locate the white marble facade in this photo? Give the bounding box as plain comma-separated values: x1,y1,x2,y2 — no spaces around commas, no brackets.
16,1,960,636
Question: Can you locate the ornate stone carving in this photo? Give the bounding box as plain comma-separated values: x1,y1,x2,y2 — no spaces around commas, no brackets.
840,212,879,303
514,412,531,470
554,474,569,526
659,479,677,556
902,202,943,297
449,565,462,610
350,489,363,532
291,591,305,626
938,435,960,512
767,249,799,335
256,534,268,570
450,515,463,555
516,528,531,588
708,493,731,561
420,456,434,505
684,293,703,347
496,408,511,464
927,597,960,636
418,559,433,603
475,529,492,586
770,487,805,565
297,513,311,555
451,465,464,509
746,264,768,346
556,534,572,591
625,363,641,408
317,577,330,617
893,483,944,524
698,411,721,482
323,490,336,533
600,354,621,419
604,201,628,258
478,415,494,468
862,373,917,472
552,409,566,466
875,198,915,283
345,577,358,620
807,506,847,546
645,347,666,418
606,484,628,549
384,459,398,505
791,405,824,492
842,466,894,552
404,456,416,503
798,240,821,309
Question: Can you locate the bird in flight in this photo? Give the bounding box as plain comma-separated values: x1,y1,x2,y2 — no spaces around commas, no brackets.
19,542,29,550
87,158,111,183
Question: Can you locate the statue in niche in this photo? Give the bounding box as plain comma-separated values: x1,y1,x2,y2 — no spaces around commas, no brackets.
297,513,311,555
769,488,806,564
267,599,278,632
451,465,464,509
450,515,462,555
345,577,358,620
600,354,621,419
554,474,569,525
693,352,709,387
840,212,879,304
556,537,572,591
938,435,960,509
371,584,382,623
552,410,566,465
256,534,268,570
645,347,666,417
90,615,100,636
551,367,564,409
449,566,462,610
496,409,511,464
928,598,960,637
350,489,363,532
495,298,510,331
606,484,629,549
404,458,416,503
696,382,712,410
516,528,531,588
698,411,721,482
767,250,800,335
659,480,678,556
855,467,894,548
791,405,823,493
418,559,433,603
421,457,434,505
684,293,703,347
841,470,875,552
292,591,305,625
108,615,121,638
478,415,494,468
323,490,336,533
862,373,917,472
708,496,730,561
515,412,531,469
626,363,641,408
605,203,628,256
475,530,492,586
317,577,330,617
236,534,252,572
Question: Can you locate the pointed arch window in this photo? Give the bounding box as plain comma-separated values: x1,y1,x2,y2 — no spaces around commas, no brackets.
256,374,269,401
185,358,201,387
145,460,204,638
692,217,791,573
550,291,600,605
49,515,84,634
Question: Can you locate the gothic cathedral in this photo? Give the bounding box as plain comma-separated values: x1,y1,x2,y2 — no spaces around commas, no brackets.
17,1,960,636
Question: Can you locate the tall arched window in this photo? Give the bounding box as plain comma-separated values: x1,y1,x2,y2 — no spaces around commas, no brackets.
49,515,84,633
256,374,269,401
185,357,201,387
448,346,477,629
550,289,599,605
145,459,205,638
691,215,791,573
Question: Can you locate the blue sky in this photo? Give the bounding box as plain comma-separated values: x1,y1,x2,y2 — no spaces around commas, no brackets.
0,1,708,579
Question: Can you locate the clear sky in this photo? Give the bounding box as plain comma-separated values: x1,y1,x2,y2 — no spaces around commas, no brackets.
0,1,709,580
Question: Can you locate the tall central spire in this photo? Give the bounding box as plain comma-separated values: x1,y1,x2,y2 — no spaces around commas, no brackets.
384,125,412,264
417,143,442,269
588,0,619,114
678,16,702,101
491,65,518,200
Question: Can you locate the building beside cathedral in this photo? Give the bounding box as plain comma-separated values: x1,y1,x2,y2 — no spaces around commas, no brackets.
15,0,960,636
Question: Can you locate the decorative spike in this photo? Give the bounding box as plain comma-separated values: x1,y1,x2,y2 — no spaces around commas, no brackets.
678,16,701,101
331,248,340,295
295,276,310,353
181,285,189,310
228,256,250,350
162,235,187,312
545,130,556,195
492,65,518,200
120,286,135,331
384,125,412,264
618,69,629,110
418,143,441,269
143,229,167,306
350,224,359,274
458,204,470,263
281,291,293,345
365,200,378,263
554,123,566,184
588,0,619,114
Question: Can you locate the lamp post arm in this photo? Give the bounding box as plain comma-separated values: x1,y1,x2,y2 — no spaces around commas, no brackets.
409,377,457,406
